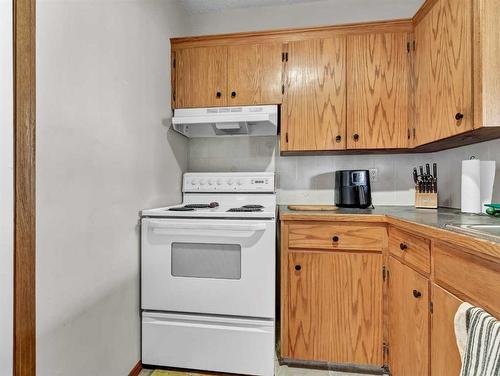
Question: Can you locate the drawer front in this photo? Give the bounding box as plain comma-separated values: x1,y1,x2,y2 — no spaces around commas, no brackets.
288,222,387,251
433,242,500,317
142,312,275,375
389,226,430,273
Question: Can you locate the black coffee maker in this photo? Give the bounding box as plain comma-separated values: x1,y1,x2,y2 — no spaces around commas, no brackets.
334,170,372,209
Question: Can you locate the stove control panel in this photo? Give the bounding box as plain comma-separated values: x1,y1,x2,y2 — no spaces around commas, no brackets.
183,172,275,192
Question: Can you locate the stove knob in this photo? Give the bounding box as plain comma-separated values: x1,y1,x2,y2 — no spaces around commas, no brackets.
216,179,223,185
208,179,214,185
199,179,206,185
237,179,243,185
227,179,234,185
191,179,198,185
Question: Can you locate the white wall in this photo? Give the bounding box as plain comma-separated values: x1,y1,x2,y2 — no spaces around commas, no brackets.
0,0,14,374
189,137,500,208
185,0,424,35
36,1,188,375
433,140,500,208
188,137,433,205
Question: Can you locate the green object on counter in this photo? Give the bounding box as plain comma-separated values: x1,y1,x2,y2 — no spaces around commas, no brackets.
484,204,500,209
485,206,500,217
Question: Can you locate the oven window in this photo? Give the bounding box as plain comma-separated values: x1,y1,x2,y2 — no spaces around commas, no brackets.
171,242,241,279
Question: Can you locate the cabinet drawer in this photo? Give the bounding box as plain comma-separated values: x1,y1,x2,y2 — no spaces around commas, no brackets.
288,222,387,251
433,242,500,317
389,226,430,273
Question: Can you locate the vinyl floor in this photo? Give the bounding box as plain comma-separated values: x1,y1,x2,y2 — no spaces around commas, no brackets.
139,363,385,376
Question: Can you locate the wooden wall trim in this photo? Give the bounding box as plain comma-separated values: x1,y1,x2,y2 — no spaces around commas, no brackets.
472,0,483,129
171,18,414,49
412,0,439,26
13,0,36,375
128,361,142,376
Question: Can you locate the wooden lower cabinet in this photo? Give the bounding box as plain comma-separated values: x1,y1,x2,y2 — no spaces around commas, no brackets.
430,284,463,376
280,219,500,374
285,251,383,365
388,257,429,376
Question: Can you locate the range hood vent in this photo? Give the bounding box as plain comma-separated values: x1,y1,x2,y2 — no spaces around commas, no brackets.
172,105,278,138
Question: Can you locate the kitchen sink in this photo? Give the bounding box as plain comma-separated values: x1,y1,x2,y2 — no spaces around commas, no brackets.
445,224,500,242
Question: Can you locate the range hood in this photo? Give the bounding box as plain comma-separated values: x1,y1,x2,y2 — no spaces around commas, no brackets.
171,105,278,138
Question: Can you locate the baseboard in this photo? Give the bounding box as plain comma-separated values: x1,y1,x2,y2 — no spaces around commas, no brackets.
128,360,142,376
280,358,386,375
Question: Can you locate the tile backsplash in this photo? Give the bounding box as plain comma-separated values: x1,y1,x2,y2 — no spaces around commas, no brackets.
188,137,500,208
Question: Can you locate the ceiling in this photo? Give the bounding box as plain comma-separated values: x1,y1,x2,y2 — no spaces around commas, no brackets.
181,0,342,14
181,0,425,14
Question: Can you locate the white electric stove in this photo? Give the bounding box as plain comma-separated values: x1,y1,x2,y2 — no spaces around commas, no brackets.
141,172,276,376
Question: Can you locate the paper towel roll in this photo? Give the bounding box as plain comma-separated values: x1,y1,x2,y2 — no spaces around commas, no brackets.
461,159,482,213
480,161,496,214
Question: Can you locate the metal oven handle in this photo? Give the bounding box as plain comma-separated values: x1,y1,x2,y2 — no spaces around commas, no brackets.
148,221,267,237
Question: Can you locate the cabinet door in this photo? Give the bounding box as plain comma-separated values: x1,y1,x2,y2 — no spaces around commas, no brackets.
414,0,472,145
281,37,346,152
347,33,409,149
227,43,283,106
175,46,227,108
430,284,463,376
287,251,383,365
388,257,429,376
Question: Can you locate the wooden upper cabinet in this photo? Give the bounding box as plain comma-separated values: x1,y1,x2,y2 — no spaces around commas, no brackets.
174,43,283,108
175,46,227,108
281,37,347,152
413,0,473,146
287,251,383,365
430,284,463,376
388,257,429,376
347,32,410,149
227,43,283,106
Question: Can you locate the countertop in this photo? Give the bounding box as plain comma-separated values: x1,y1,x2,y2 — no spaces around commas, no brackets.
280,205,499,229
279,205,500,260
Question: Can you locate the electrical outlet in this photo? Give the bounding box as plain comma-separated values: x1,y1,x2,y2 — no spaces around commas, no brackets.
369,168,378,183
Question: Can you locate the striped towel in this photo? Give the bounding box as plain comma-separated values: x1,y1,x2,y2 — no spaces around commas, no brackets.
454,302,500,376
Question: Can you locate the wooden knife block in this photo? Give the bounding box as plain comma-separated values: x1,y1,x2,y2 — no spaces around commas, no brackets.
415,192,438,209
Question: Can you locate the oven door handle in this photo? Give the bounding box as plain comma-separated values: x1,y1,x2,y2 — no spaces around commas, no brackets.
148,221,267,235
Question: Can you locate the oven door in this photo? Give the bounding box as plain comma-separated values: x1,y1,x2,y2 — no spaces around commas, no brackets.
141,218,275,318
